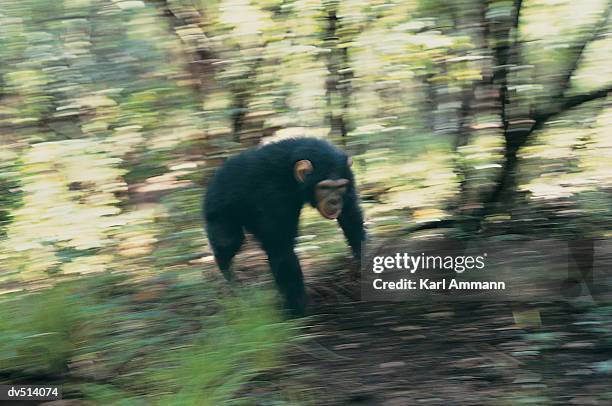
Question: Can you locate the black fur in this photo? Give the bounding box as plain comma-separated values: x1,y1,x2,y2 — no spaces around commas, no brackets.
204,138,365,315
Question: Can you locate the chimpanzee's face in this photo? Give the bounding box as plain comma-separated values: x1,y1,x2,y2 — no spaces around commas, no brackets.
294,156,352,220
313,178,349,219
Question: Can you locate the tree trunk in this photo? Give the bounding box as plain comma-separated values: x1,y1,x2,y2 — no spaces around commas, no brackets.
324,5,352,147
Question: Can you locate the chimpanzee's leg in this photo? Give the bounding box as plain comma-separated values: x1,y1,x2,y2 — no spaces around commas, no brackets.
252,210,307,316
206,218,244,282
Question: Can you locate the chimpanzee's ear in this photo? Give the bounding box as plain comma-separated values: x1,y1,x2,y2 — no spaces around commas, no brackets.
294,160,313,183
347,156,353,167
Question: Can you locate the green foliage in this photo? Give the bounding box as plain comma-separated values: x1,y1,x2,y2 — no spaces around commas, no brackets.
0,275,300,404
0,152,23,238
0,284,83,376
151,290,298,406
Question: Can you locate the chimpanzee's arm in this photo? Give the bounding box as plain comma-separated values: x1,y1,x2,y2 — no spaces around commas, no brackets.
338,187,365,258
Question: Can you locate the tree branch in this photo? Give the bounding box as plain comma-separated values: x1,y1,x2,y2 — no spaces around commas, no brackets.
401,219,457,234
35,15,89,23
533,85,612,130
557,4,611,96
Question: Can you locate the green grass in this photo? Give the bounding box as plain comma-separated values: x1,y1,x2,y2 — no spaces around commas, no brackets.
0,275,302,405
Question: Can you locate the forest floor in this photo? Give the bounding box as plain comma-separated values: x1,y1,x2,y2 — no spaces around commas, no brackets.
233,239,612,406
9,224,610,405
286,299,612,405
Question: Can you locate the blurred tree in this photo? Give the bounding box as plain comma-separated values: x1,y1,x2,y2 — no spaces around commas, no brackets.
480,0,611,217
323,0,353,146
410,0,612,233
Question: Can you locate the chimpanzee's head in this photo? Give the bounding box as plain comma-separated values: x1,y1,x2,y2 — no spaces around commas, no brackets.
294,154,353,220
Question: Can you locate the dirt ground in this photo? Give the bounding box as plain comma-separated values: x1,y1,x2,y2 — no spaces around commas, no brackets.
236,238,612,406
285,299,611,405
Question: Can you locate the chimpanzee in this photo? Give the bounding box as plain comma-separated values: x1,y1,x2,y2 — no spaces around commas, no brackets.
204,137,365,315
